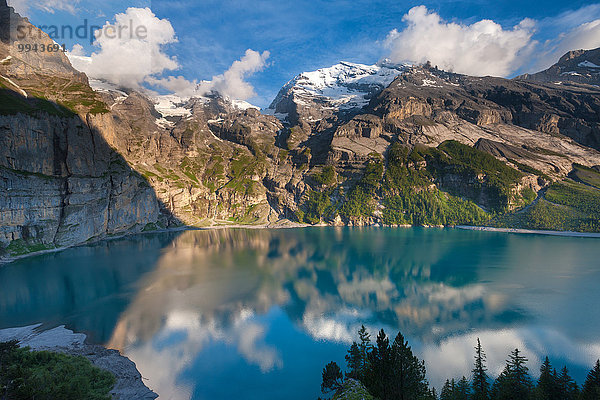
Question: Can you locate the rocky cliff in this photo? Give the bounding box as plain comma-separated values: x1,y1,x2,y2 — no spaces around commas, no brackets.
0,1,170,257
1,0,600,259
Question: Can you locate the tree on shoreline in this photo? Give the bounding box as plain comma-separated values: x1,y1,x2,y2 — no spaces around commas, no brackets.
492,348,533,400
557,366,578,400
581,359,600,400
472,338,490,400
320,328,595,400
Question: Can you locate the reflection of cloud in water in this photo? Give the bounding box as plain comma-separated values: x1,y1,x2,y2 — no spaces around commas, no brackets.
421,327,600,388
104,228,600,397
115,308,282,400
303,308,373,343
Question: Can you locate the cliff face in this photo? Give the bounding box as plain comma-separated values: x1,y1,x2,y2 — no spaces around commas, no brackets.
2,0,600,258
0,2,165,256
0,112,162,249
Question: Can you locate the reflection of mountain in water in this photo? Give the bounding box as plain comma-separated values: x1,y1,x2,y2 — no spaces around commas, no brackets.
0,232,180,342
98,228,600,399
107,227,526,353
2,227,599,399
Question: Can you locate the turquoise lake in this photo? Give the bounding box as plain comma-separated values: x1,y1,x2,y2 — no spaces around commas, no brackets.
1,227,599,399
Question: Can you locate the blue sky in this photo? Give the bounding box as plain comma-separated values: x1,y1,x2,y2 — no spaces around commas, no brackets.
13,0,600,107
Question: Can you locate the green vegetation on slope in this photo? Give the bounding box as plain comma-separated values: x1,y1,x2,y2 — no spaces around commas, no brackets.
297,190,334,224
434,140,526,211
381,190,489,226
497,180,600,232
304,140,530,226
570,163,600,189
312,165,337,186
0,87,74,117
2,239,55,257
0,341,115,400
340,159,384,219
380,142,490,226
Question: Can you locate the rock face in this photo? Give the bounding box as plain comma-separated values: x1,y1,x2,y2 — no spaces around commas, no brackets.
1,0,600,256
332,379,374,400
0,324,158,400
0,1,167,257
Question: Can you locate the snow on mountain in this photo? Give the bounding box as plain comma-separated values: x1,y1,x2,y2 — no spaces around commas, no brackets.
153,94,193,117
230,99,260,110
268,61,409,116
578,60,600,69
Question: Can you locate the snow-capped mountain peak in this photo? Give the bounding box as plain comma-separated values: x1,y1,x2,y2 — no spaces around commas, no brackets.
268,61,409,124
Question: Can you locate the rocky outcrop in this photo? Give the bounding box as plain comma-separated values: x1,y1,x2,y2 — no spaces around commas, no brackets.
0,2,169,257
0,99,165,254
0,324,157,400
332,379,374,400
517,48,600,87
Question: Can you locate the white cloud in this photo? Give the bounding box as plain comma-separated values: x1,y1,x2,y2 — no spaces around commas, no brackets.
148,49,270,101
384,6,536,77
67,8,269,101
68,7,179,90
196,49,270,100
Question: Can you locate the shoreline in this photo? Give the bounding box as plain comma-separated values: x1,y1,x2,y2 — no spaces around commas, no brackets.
0,219,309,265
0,324,157,400
456,225,600,238
3,221,599,265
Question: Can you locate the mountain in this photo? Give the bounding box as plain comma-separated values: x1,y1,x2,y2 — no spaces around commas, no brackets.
1,2,600,260
267,61,407,124
518,48,600,87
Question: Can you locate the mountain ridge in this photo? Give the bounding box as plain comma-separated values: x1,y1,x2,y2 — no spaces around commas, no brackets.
1,4,600,260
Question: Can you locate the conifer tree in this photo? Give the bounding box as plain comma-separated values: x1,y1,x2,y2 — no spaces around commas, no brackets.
345,342,362,379
581,359,600,400
471,338,489,400
441,379,455,400
455,376,470,400
492,348,533,400
557,366,578,400
321,361,344,394
358,325,372,378
346,325,373,381
536,356,559,400
365,329,395,400
390,331,429,400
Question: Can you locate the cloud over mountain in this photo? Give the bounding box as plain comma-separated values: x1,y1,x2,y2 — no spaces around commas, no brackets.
67,7,269,101
68,7,179,90
384,6,536,77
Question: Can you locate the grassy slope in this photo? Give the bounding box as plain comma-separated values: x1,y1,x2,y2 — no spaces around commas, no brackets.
498,179,600,232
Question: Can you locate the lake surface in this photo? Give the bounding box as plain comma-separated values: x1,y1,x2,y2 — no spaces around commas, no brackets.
1,227,599,399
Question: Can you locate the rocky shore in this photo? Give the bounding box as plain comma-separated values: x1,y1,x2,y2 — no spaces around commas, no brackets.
457,225,600,238
0,324,157,400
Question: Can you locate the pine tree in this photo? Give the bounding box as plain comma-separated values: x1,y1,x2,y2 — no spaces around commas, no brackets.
321,361,344,394
557,366,578,400
346,325,373,381
441,379,455,400
536,356,559,400
456,376,470,400
358,325,372,378
345,342,362,379
581,359,600,400
390,331,429,400
365,329,395,400
471,338,489,400
492,348,533,400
